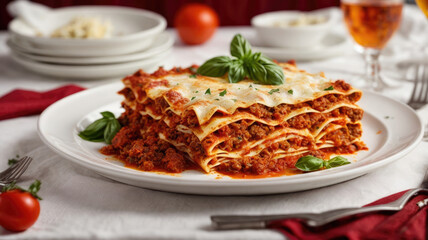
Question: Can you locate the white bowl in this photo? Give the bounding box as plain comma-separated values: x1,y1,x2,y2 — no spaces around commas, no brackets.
251,8,336,49
8,6,166,57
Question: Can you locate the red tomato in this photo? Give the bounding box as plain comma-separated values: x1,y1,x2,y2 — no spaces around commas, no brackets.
174,3,219,45
0,190,40,232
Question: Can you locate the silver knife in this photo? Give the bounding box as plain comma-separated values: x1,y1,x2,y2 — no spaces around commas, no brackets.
211,171,428,230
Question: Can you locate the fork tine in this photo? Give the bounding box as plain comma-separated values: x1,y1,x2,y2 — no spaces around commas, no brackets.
409,65,420,104
5,157,32,182
417,65,425,104
423,65,428,104
0,157,29,181
0,157,32,183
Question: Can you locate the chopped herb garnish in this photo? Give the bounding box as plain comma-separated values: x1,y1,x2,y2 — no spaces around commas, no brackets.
237,136,242,140
215,98,220,101
249,84,253,88
205,88,211,95
8,154,20,166
324,86,334,91
219,90,227,96
269,89,280,94
255,88,259,91
189,74,197,78
288,89,293,94
232,99,237,102
195,91,199,93
191,97,196,100
189,67,197,73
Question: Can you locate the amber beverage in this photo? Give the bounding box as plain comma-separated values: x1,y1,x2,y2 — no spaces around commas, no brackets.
416,0,428,17
342,1,403,49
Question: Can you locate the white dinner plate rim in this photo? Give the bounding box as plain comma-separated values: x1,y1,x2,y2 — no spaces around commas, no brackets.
11,51,170,79
7,33,174,65
37,82,423,190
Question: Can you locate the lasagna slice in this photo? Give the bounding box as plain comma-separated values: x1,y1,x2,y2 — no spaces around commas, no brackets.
101,62,366,176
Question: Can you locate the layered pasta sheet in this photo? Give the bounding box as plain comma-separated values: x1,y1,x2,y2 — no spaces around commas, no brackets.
112,63,366,175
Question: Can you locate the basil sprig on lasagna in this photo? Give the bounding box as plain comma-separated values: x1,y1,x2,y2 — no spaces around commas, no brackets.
197,34,285,85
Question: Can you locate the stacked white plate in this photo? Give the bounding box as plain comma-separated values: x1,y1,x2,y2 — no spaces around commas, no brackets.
7,6,172,79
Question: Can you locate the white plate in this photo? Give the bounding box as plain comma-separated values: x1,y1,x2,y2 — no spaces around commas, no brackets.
11,50,170,80
7,33,173,65
9,6,166,57
253,32,350,61
38,82,423,195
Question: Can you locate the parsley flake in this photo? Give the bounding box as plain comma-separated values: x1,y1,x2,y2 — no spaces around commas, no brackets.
249,84,253,88
215,98,220,101
232,99,237,102
288,89,293,94
324,86,334,91
269,89,280,95
219,90,227,97
195,91,199,93
189,74,197,78
191,97,196,100
205,88,211,95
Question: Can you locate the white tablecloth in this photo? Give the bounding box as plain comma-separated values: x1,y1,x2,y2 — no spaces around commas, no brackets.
1,5,428,240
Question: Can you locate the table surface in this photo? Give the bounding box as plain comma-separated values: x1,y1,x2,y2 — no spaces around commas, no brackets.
1,5,428,240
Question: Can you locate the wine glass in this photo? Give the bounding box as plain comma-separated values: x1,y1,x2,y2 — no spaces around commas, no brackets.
341,0,403,91
416,0,428,17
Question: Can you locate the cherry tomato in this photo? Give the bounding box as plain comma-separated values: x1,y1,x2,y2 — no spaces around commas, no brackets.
174,3,219,45
0,190,40,232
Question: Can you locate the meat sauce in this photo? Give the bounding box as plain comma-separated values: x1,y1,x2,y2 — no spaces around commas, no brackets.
100,68,366,178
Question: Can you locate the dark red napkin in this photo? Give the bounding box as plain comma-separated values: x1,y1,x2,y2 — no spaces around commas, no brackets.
268,190,428,240
0,85,85,120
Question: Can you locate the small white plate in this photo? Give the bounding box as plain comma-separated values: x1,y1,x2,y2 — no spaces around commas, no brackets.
11,50,170,79
253,32,350,61
7,33,173,65
9,6,166,57
38,82,422,195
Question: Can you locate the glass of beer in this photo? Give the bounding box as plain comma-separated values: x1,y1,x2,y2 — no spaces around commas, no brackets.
341,0,403,91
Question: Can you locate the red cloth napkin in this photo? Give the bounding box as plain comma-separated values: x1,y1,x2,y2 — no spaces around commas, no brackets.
268,190,428,240
0,85,85,120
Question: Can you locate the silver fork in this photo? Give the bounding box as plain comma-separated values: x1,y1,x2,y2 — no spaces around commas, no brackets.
0,156,32,186
212,171,428,230
408,64,428,110
407,64,428,140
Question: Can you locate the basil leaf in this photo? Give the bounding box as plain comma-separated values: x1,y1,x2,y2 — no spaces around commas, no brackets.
79,118,108,137
246,60,267,83
230,34,252,59
228,59,246,83
101,111,115,120
295,155,324,172
196,56,232,77
104,119,121,144
259,56,285,85
324,156,350,169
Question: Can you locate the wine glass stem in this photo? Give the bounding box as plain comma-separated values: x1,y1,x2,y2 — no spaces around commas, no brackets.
363,50,386,91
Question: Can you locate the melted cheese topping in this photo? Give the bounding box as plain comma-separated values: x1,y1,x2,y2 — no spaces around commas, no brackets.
125,63,360,126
